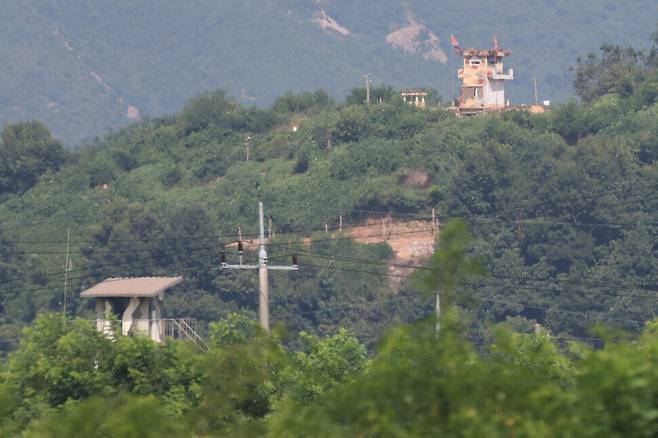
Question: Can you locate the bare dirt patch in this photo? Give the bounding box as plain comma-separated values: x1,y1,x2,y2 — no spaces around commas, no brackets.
385,7,447,64
313,10,350,35
226,217,438,288
404,168,430,188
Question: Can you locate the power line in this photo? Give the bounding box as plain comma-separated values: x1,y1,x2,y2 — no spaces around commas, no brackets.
2,253,650,333
8,244,218,256
271,294,419,319
296,251,658,295
1,218,430,246
270,291,648,330
345,208,658,231
5,232,258,246
4,227,437,255
479,296,647,327
0,245,227,289
2,235,655,303
4,202,658,247
0,264,209,299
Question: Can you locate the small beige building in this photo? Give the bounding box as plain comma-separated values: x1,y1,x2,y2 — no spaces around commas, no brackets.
80,276,183,343
401,90,428,108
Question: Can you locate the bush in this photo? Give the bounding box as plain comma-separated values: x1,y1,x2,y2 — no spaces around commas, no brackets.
87,155,117,187
0,121,67,195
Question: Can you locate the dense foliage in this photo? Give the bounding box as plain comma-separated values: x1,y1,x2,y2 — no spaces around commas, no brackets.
0,121,67,197
0,225,656,436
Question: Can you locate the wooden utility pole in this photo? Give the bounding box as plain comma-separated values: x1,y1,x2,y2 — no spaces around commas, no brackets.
534,77,539,105
62,226,71,322
435,290,441,335
449,48,454,105
220,202,298,332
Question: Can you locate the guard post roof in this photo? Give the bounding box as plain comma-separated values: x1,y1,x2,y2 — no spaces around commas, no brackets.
80,276,183,298
461,48,511,57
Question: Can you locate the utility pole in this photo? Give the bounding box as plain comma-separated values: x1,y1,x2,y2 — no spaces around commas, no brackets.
435,290,441,335
62,226,71,322
533,77,539,106
257,203,269,330
220,202,298,332
449,48,454,105
245,136,251,161
363,73,372,106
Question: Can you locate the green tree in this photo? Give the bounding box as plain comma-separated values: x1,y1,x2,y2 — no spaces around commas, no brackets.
574,45,647,103
2,314,113,428
279,328,368,403
0,121,67,195
23,394,184,438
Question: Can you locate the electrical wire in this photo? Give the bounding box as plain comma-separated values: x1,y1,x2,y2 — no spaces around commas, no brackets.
345,208,658,230
295,251,658,295
3,227,437,255
0,264,211,299
270,291,647,333
4,202,658,247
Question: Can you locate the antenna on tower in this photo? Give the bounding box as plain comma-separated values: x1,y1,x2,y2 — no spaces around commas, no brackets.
534,77,539,105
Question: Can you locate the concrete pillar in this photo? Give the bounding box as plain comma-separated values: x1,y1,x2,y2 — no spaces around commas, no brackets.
150,297,164,343
136,298,150,335
122,297,140,335
102,300,114,338
95,300,105,332
150,310,161,342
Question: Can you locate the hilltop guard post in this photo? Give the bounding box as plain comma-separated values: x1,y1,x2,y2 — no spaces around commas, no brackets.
452,35,514,115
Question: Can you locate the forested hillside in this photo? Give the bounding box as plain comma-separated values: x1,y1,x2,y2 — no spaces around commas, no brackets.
3,0,658,143
0,25,657,438
1,32,658,357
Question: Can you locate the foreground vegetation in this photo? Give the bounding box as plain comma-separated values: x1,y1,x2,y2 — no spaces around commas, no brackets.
3,312,657,437
1,223,657,436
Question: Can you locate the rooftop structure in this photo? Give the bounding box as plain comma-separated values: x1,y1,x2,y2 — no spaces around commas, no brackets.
80,276,197,344
452,35,514,115
80,276,183,298
401,90,428,108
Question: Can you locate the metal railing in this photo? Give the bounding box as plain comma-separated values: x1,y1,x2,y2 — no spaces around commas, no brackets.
91,318,209,350
165,318,210,350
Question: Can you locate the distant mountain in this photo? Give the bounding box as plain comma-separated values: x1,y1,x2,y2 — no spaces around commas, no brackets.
2,0,657,144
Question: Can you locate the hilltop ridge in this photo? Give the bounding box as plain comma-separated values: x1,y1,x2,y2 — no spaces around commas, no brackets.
2,0,658,143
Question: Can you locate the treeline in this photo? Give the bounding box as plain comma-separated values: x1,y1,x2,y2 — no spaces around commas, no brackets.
4,314,658,436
